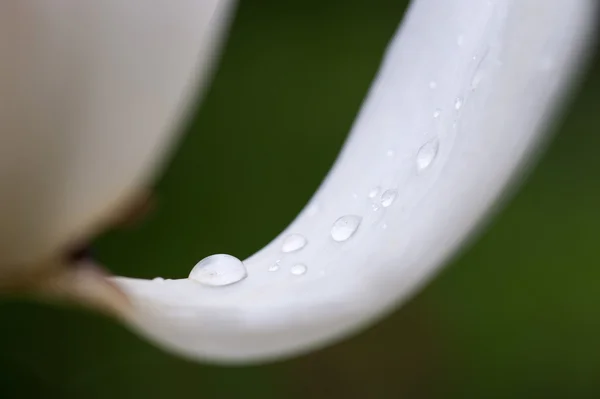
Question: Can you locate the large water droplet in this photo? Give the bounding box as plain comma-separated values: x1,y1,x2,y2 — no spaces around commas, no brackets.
381,189,398,207
291,264,307,276
331,215,362,242
189,254,247,287
368,187,381,199
416,139,439,171
454,97,463,110
282,234,307,253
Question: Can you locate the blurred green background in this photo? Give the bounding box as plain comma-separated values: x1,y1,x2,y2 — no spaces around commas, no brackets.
1,0,599,397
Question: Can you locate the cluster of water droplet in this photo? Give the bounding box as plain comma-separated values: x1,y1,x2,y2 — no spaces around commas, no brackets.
182,29,490,288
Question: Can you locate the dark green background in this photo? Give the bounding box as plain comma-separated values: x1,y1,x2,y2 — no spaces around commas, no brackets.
1,1,599,397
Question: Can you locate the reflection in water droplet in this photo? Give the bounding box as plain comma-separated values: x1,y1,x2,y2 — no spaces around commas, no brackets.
381,190,398,207
189,254,247,287
282,234,307,253
433,109,441,118
153,277,164,283
417,139,439,171
454,97,463,110
268,260,281,272
368,187,381,199
291,264,307,276
429,81,437,89
331,215,362,242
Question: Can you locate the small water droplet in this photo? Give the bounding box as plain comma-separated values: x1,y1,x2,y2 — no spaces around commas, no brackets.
433,109,441,118
380,190,398,207
382,223,388,230
189,254,247,287
386,149,395,157
331,215,362,242
416,139,439,171
368,187,381,199
153,277,164,283
428,80,437,89
457,34,464,46
268,260,281,272
291,264,307,276
306,203,319,217
372,203,381,212
454,97,463,110
282,234,307,253
470,72,483,90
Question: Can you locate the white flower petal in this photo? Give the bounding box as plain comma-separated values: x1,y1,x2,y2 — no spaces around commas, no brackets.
112,0,597,364
0,0,235,268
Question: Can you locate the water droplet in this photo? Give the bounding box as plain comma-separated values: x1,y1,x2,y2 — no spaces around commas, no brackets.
268,260,281,272
382,223,388,230
291,264,307,276
454,97,463,110
433,109,441,118
331,215,362,242
457,34,464,46
428,80,437,89
368,187,381,199
380,190,398,207
306,203,319,217
470,72,483,90
189,254,247,287
386,149,395,157
153,277,164,283
372,203,381,212
282,234,307,253
416,139,439,171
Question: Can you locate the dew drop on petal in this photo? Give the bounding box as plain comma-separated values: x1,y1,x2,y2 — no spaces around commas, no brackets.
290,264,307,276
331,215,362,242
281,234,307,253
368,186,381,199
189,254,247,287
306,203,319,217
268,260,281,272
417,138,439,171
454,97,463,110
381,189,398,207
